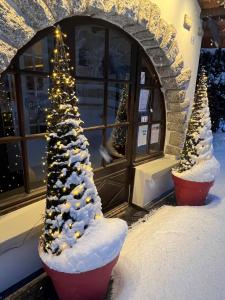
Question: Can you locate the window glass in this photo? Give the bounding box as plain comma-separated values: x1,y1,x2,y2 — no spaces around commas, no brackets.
149,123,162,153
0,74,19,137
19,36,54,72
85,130,102,169
21,75,50,134
107,83,128,125
75,26,105,78
0,142,24,196
140,57,158,86
109,29,131,80
151,89,164,122
136,125,148,157
106,126,127,162
76,81,104,127
138,89,151,122
27,139,47,190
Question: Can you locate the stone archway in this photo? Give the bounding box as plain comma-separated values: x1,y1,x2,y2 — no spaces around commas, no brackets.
0,0,191,157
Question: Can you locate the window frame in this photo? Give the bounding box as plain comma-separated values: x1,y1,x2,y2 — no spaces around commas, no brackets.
0,17,165,215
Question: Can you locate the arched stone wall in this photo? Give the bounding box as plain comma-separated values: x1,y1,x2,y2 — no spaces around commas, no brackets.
0,0,192,157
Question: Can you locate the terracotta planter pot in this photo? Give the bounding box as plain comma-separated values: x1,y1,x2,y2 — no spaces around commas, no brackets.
172,174,214,206
43,255,119,300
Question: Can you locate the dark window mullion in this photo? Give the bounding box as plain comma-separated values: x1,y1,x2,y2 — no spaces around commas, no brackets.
102,27,109,168
14,69,30,194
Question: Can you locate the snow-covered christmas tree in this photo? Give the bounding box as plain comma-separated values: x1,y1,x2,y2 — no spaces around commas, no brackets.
40,26,102,255
39,26,127,277
172,67,219,182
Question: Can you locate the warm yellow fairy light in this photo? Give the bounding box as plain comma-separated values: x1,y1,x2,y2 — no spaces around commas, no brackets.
63,187,67,192
54,49,58,53
75,202,80,208
95,214,102,220
57,141,61,146
75,231,81,238
86,196,91,203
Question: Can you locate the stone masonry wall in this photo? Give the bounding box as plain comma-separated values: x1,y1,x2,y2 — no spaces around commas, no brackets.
0,0,192,157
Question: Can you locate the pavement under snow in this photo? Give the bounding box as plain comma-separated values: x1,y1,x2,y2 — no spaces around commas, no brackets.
112,132,225,300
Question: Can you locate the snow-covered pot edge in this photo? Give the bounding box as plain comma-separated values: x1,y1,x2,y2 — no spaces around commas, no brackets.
172,174,214,206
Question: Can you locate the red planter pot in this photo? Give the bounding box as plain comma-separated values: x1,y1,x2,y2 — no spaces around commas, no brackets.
172,174,214,206
43,255,119,300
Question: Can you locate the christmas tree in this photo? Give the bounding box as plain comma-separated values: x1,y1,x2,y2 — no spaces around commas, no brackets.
40,26,102,255
174,68,216,173
107,85,128,158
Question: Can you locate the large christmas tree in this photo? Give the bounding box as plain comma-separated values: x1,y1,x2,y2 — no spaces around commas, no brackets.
40,26,102,255
174,68,215,173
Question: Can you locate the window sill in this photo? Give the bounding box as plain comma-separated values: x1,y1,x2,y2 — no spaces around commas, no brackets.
0,187,46,216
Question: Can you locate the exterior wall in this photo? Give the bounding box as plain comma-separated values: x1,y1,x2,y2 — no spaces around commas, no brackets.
0,0,202,292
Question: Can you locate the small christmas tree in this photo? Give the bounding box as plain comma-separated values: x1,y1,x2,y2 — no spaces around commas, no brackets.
174,67,219,177
40,26,102,255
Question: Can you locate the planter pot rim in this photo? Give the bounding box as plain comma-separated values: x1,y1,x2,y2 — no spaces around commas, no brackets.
172,174,214,185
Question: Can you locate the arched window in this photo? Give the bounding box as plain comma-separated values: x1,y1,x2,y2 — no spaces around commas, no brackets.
0,17,165,213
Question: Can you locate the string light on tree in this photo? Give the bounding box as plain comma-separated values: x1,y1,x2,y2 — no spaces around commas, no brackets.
40,26,102,255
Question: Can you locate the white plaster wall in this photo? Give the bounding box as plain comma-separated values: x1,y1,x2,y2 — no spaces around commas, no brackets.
0,0,202,293
155,0,202,104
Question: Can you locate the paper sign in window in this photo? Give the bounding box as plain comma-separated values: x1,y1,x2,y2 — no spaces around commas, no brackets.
150,124,160,144
141,116,148,122
140,72,145,84
138,89,149,112
137,125,148,147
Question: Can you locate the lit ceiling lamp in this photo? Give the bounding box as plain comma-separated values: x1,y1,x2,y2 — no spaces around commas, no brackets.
217,0,225,7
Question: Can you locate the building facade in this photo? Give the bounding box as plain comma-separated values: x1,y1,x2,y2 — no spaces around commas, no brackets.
0,0,202,292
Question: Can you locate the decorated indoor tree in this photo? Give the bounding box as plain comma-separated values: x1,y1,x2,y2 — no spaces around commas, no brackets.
107,84,128,158
172,67,220,205
39,26,127,300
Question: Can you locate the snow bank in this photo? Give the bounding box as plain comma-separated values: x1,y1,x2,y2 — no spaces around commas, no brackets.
39,217,128,273
111,133,225,300
172,156,220,182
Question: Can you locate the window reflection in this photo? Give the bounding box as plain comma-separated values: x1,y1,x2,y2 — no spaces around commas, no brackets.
107,83,128,124
109,29,131,80
76,81,104,127
85,130,102,169
19,36,54,72
27,139,47,190
106,126,127,161
136,125,148,156
21,75,50,134
149,124,161,153
151,89,164,121
0,142,24,195
0,74,19,137
75,26,105,78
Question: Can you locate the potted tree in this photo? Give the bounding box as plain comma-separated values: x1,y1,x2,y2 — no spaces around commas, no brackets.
172,67,220,206
39,26,128,300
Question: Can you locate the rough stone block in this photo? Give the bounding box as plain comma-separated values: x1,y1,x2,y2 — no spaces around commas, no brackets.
0,40,17,72
11,0,54,30
141,38,158,48
160,24,177,52
167,122,187,133
44,0,72,21
157,54,184,78
169,132,185,147
133,30,154,40
165,145,181,157
146,47,165,57
0,2,34,49
167,111,187,123
167,99,190,112
165,90,186,103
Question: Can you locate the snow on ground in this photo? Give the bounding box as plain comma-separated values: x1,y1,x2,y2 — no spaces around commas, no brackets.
112,132,225,300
